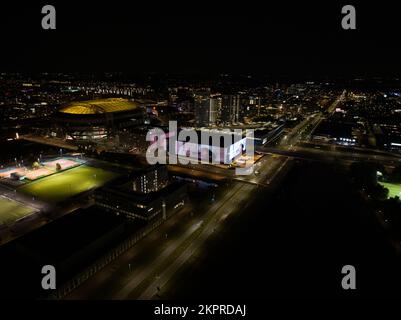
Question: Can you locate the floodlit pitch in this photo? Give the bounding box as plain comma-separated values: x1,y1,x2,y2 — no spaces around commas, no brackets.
0,197,37,226
18,165,119,203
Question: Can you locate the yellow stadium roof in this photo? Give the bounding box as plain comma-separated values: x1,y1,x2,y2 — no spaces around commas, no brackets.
59,98,140,115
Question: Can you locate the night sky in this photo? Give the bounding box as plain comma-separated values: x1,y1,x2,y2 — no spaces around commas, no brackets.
1,1,401,78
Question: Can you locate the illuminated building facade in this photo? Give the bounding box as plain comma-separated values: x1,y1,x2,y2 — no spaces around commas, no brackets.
55,98,144,142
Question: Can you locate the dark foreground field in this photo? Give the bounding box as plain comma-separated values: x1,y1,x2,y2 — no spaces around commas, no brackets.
165,160,401,299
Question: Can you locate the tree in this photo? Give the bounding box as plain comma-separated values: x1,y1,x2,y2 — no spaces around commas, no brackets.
55,163,61,171
371,183,389,201
32,161,40,170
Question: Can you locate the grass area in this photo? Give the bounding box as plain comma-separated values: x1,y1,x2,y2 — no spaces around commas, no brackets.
0,197,36,226
18,165,119,203
380,182,401,199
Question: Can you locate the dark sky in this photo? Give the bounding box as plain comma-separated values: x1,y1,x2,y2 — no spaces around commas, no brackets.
1,1,401,78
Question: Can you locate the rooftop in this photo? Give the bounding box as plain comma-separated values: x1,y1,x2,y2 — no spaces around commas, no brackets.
59,98,140,115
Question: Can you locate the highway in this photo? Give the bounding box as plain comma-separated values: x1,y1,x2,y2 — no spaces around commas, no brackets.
282,91,345,147
65,182,251,299
137,183,255,299
257,144,401,167
167,153,285,186
65,152,290,299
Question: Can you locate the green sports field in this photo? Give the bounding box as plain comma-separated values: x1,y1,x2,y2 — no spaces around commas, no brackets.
380,182,401,199
18,165,120,203
0,197,36,226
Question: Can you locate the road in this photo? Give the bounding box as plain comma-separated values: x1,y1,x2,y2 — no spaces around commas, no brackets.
258,144,401,167
65,152,290,300
19,134,78,151
65,182,251,299
168,153,285,186
281,91,345,147
137,183,256,299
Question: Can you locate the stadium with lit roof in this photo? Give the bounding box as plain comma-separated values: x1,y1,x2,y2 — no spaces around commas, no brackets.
55,98,144,141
